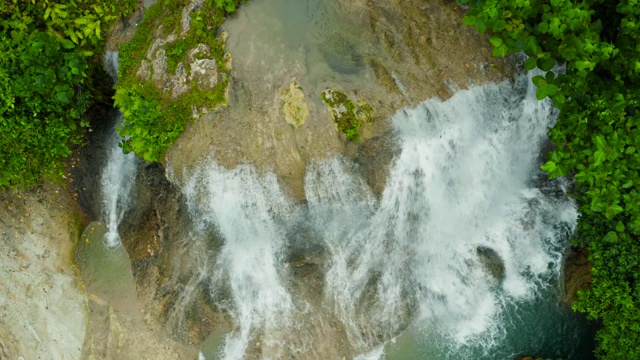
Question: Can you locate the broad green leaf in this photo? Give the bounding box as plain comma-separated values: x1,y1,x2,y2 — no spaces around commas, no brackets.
524,57,537,70
489,37,503,47
603,231,618,243
541,161,556,172
594,135,606,150
536,83,558,100
593,150,606,166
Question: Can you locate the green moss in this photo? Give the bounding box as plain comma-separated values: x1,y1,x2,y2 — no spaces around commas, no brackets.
321,89,373,142
115,0,243,162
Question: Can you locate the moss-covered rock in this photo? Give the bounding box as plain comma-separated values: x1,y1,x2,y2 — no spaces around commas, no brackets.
280,77,310,128
321,89,373,142
114,0,238,162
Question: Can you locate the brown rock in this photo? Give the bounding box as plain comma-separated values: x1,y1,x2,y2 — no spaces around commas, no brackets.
563,246,592,306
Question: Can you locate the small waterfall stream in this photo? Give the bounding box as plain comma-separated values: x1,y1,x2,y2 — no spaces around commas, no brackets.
101,117,139,246
177,74,594,360
100,51,139,247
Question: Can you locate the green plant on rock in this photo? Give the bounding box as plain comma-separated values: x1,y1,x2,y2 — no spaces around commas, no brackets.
115,0,244,162
457,0,640,358
321,89,372,142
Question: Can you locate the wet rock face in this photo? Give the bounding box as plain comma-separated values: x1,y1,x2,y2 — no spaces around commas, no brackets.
0,185,86,360
477,246,506,281
563,246,592,306
166,0,514,203
114,161,231,347
356,130,400,198
344,0,514,101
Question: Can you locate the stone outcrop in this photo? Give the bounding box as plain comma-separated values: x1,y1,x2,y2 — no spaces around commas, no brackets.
356,130,400,197
562,246,592,307
281,77,310,128
477,246,506,281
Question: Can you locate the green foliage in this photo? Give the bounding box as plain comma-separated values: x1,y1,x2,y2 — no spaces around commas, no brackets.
115,0,242,162
113,84,186,161
0,0,136,188
458,0,640,358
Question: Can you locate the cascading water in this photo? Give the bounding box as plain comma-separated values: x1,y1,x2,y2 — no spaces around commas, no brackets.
100,51,139,246
180,74,593,359
101,119,139,246
306,74,585,358
182,162,296,359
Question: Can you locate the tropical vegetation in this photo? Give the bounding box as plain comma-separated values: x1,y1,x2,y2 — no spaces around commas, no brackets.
457,0,640,358
0,0,136,188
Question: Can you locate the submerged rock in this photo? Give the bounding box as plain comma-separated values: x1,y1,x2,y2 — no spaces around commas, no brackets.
477,246,506,281
281,77,310,128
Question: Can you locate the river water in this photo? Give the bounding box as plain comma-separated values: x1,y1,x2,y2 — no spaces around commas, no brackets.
168,0,595,358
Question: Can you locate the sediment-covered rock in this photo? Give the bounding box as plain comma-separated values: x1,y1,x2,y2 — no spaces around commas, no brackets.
0,186,86,359
166,0,514,202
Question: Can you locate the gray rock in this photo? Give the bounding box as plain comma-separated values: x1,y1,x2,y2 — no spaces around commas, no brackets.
151,49,168,88
477,246,505,281
190,58,219,91
181,0,205,36
356,131,400,198
136,59,151,81
172,62,189,98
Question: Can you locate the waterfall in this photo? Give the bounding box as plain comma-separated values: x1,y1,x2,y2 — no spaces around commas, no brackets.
306,74,577,357
101,115,139,247
100,51,139,247
182,161,295,359
181,74,585,359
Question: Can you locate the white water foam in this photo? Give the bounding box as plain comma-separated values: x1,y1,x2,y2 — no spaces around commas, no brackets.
305,74,577,354
182,160,295,360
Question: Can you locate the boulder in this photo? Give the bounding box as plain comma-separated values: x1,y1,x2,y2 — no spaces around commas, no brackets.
356,131,400,197
477,246,506,281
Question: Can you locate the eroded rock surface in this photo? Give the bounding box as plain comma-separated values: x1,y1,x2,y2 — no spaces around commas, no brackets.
166,0,514,202
0,186,86,360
